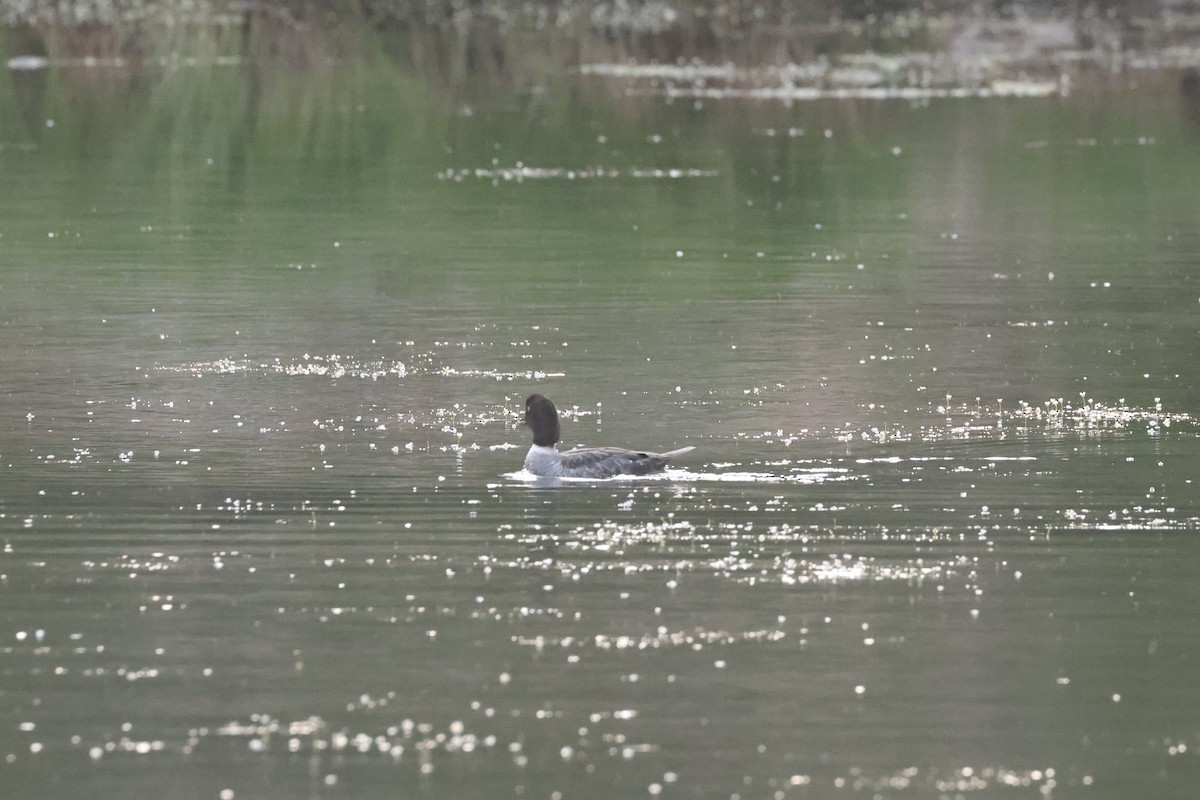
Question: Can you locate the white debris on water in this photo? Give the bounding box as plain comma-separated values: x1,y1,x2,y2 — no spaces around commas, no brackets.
579,57,1064,101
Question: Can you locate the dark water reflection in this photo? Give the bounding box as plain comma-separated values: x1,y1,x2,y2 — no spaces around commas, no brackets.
3,32,1200,800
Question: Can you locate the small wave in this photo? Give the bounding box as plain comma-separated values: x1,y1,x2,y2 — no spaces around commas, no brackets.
163,355,407,380
438,166,719,183
505,467,852,485
163,356,565,384
438,367,565,381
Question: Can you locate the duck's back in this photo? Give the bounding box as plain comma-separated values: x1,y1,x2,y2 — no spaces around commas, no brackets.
559,446,694,479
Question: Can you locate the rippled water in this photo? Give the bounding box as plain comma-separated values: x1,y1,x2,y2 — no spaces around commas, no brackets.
3,47,1200,800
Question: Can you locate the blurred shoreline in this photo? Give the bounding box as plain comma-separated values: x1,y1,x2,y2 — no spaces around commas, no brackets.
3,1,1200,93
3,0,1199,189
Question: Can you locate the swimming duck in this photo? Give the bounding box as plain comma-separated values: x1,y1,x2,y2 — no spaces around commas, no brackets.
521,393,695,478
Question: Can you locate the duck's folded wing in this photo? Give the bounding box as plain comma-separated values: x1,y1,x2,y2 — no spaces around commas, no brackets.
559,446,693,478
557,447,637,478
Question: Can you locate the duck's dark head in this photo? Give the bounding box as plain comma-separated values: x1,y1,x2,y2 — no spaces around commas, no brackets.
524,393,560,447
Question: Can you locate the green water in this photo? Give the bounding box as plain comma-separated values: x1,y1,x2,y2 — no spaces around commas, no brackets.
2,21,1199,800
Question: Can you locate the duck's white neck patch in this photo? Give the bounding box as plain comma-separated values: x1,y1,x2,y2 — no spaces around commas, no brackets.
524,444,562,476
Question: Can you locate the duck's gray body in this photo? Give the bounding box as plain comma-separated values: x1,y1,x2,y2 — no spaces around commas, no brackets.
523,443,696,479
521,394,694,479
